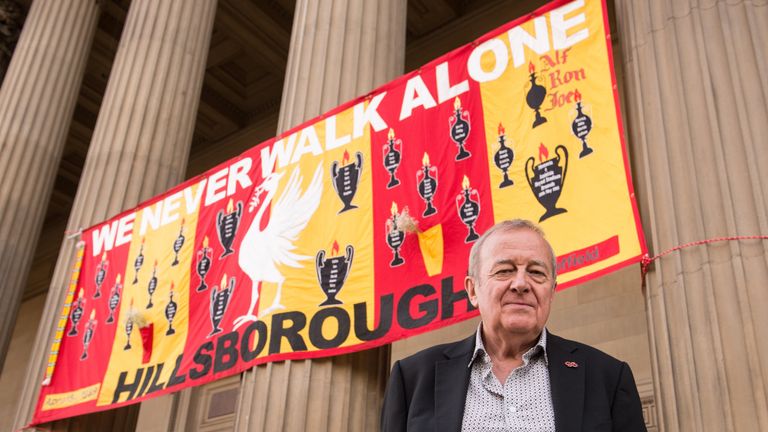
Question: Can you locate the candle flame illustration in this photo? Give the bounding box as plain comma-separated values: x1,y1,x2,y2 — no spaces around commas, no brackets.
221,274,227,287
422,152,430,166
529,62,536,74
78,288,84,298
116,274,121,283
388,128,395,140
101,252,106,261
574,89,582,102
454,97,461,110
342,149,350,165
331,240,339,256
391,201,398,215
203,236,209,248
539,143,549,162
227,198,234,213
90,310,95,320
462,175,470,190
498,122,505,135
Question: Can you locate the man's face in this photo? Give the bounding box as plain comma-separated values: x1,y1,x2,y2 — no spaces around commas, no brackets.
465,228,555,339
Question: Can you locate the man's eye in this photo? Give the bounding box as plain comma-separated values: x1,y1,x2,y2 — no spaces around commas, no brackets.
494,269,514,276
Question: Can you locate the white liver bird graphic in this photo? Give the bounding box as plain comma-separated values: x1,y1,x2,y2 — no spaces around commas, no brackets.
233,164,323,329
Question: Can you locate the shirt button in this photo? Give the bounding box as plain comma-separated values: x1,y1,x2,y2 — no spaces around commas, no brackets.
510,405,517,413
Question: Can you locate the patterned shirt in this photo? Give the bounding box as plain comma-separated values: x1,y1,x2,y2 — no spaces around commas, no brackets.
461,326,555,431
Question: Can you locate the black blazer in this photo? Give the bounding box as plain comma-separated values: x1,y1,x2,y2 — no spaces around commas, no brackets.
381,332,646,432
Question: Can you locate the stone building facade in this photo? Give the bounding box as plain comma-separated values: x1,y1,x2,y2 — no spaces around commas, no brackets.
0,0,765,431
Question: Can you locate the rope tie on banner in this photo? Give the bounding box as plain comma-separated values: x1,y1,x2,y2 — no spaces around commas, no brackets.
640,235,768,285
64,228,83,240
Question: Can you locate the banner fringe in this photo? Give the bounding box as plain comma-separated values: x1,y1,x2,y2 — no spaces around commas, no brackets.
41,241,86,386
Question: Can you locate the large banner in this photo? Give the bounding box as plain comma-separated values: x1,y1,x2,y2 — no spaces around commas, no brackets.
33,0,645,424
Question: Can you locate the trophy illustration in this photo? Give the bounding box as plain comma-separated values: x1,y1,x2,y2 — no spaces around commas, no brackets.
525,143,569,222
382,128,402,188
493,123,515,188
571,92,593,158
217,199,243,259
526,62,548,128
80,310,96,361
209,274,234,337
132,238,144,284
449,97,471,160
94,253,108,298
124,301,135,350
315,242,354,306
416,152,438,217
165,283,177,335
196,236,212,292
171,219,185,266
386,202,406,267
67,289,85,336
456,176,481,243
331,150,363,213
146,261,158,308
106,274,122,324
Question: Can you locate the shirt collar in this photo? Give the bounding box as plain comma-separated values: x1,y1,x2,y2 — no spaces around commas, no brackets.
468,324,549,368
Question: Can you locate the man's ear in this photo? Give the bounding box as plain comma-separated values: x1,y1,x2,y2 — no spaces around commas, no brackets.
465,276,478,308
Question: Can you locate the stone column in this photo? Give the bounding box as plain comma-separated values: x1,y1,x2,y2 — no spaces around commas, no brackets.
13,0,218,430
234,1,406,431
615,1,768,431
0,0,99,369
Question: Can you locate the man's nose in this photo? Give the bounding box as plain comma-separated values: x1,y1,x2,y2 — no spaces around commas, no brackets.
509,273,530,293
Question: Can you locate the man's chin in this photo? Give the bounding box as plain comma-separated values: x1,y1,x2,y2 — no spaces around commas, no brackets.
499,320,539,336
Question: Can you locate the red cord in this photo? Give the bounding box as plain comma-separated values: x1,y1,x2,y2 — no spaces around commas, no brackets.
640,235,768,282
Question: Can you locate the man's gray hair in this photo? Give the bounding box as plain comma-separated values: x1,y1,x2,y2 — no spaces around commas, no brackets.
467,219,557,280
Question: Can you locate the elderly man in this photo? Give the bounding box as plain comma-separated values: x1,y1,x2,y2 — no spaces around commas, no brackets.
381,219,645,431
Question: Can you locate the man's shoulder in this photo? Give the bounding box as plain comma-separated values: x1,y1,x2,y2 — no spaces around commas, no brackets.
548,332,628,371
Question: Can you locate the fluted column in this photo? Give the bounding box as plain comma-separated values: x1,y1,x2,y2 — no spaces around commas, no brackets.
234,1,406,431
615,0,768,431
13,0,218,430
0,0,99,369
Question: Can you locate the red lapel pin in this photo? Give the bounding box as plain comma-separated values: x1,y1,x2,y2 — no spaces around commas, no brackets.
565,361,578,368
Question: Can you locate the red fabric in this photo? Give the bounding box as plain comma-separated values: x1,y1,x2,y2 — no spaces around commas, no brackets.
140,323,153,364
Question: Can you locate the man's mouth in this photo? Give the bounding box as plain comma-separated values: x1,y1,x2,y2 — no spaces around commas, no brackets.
503,301,534,308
